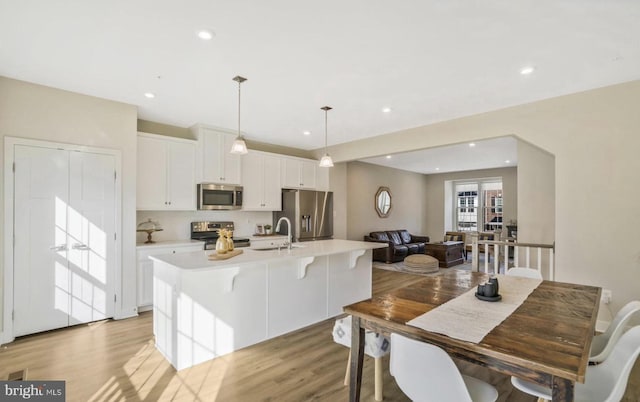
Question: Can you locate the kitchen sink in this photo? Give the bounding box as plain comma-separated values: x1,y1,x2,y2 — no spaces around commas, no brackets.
251,244,306,251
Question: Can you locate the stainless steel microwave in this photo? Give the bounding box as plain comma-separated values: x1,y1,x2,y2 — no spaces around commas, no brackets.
197,184,243,210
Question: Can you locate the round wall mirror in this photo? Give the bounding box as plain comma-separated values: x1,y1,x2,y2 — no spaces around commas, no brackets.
375,187,392,218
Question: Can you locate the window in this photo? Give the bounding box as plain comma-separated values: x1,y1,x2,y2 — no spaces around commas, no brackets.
455,184,478,232
453,180,502,232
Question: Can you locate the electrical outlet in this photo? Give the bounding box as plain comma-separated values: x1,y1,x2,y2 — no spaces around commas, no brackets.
602,289,612,304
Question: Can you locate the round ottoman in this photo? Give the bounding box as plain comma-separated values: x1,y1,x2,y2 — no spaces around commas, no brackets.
403,254,439,274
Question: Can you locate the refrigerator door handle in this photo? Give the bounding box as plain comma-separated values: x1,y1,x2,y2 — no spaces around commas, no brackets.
302,215,311,232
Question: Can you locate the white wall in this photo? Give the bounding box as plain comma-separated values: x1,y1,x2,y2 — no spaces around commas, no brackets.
517,140,555,245
329,162,348,239
316,80,640,319
0,77,139,333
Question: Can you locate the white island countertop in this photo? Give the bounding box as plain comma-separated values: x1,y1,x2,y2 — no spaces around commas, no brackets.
136,239,205,249
149,239,385,271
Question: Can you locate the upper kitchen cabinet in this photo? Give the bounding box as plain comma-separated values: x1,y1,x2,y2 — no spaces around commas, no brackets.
191,125,242,185
316,165,330,191
242,151,282,211
137,132,196,210
282,157,317,189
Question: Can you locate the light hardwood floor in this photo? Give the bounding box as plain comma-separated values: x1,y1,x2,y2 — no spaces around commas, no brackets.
1,268,638,401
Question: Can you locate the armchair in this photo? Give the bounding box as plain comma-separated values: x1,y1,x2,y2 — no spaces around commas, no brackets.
466,232,496,261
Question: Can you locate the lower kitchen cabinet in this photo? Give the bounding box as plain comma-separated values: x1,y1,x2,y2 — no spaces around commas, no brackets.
136,241,204,310
150,247,375,370
327,252,372,316
267,256,328,338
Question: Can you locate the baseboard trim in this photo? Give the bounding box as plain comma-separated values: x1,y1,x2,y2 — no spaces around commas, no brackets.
0,331,15,346
114,311,139,320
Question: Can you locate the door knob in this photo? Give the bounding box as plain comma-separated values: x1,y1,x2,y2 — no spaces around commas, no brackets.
49,244,68,251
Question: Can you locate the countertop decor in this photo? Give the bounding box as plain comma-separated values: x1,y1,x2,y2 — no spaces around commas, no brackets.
137,218,163,243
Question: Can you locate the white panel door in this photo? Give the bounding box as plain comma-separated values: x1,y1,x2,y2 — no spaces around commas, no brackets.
67,151,116,325
13,145,116,336
14,145,71,336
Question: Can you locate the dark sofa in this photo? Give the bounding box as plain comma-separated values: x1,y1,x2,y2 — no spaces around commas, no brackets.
364,230,430,263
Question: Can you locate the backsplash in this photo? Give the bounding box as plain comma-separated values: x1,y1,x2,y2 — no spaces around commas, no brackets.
136,210,273,243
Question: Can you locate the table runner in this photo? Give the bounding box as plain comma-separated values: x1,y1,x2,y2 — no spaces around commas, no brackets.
407,274,542,343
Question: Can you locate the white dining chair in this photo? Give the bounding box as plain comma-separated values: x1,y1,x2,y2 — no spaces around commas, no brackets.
590,300,640,364
390,333,498,402
506,267,543,280
511,325,640,402
332,315,389,401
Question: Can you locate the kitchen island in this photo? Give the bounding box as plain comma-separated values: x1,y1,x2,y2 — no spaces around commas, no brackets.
150,239,385,370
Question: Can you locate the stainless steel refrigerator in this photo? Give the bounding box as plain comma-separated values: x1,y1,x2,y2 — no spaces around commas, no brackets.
273,189,333,242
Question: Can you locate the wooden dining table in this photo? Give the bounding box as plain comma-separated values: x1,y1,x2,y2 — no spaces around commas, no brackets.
344,269,601,402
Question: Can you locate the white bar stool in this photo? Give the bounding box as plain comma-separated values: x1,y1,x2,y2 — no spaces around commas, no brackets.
332,315,390,401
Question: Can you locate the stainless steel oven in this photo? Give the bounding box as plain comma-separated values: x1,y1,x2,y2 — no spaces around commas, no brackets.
197,183,243,210
190,221,250,249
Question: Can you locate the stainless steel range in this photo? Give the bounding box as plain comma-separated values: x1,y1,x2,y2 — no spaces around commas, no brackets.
190,221,250,250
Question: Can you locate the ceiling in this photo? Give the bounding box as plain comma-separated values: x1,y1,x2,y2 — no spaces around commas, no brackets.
1,1,639,154
360,136,518,174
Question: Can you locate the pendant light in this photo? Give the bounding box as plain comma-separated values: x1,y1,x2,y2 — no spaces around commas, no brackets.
319,106,334,167
230,75,248,155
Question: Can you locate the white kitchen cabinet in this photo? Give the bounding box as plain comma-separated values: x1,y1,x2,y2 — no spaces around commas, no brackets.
316,165,330,191
282,157,317,189
192,125,242,185
136,241,203,310
154,261,268,369
241,151,282,210
137,132,196,210
150,244,376,370
327,252,372,316
267,256,328,338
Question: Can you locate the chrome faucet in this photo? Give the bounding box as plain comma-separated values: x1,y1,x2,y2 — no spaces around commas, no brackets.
275,217,292,250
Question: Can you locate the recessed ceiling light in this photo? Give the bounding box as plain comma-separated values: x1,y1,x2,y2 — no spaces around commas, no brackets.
144,92,155,99
520,66,535,75
303,131,311,136
386,155,392,159
505,160,511,164
469,143,476,147
435,167,440,171
197,30,214,40
382,107,392,113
